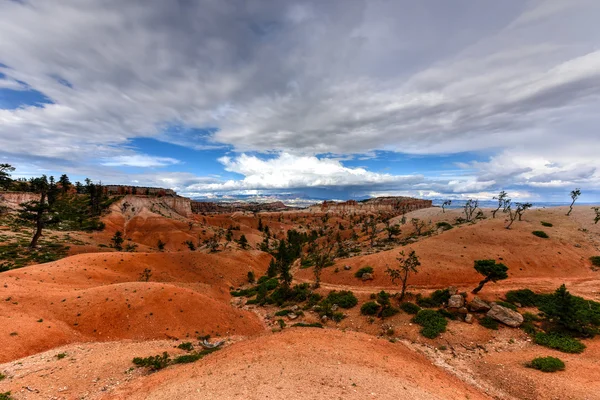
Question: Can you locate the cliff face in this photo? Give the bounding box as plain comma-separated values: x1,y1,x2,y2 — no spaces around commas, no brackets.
191,201,289,214
0,192,40,210
117,195,192,218
307,196,432,214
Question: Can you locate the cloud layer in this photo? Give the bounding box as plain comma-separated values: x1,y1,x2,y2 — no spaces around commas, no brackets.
0,0,599,199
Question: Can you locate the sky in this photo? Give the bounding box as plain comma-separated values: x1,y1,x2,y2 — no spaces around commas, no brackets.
1,0,599,203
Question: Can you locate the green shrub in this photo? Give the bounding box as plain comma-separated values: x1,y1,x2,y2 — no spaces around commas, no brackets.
528,356,565,372
479,316,499,330
416,289,450,308
275,309,292,316
521,312,541,335
0,392,13,400
361,301,380,316
0,373,5,381
532,230,549,239
534,332,586,353
400,302,421,315
496,301,518,311
590,256,600,267
177,342,194,351
538,285,600,337
381,307,399,318
505,289,539,307
292,322,323,328
56,352,67,359
437,309,458,320
172,348,219,364
540,221,553,227
354,266,374,278
412,310,447,339
132,352,171,371
436,221,453,231
247,271,255,283
324,290,358,309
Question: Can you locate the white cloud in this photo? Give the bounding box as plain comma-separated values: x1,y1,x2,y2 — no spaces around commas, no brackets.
187,153,424,192
101,154,180,167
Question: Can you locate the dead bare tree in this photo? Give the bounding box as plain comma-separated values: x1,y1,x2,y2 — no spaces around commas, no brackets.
463,199,479,222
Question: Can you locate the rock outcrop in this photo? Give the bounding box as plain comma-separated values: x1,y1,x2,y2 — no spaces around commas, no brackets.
486,304,524,327
448,294,465,308
191,201,290,214
469,297,491,312
307,196,432,214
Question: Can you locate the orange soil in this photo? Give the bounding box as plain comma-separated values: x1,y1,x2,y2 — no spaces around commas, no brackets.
1,201,600,399
107,328,490,400
0,250,270,362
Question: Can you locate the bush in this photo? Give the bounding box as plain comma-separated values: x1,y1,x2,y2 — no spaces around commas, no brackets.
416,289,450,308
324,290,358,309
177,342,193,351
400,302,421,315
521,312,540,335
132,352,171,371
479,316,499,330
590,256,600,267
534,332,586,353
412,310,447,339
381,307,400,318
354,266,374,278
436,221,453,231
275,309,292,316
540,221,553,227
538,285,600,337
172,348,219,364
532,230,549,239
292,322,323,328
361,301,380,316
505,289,539,307
528,356,565,372
437,309,458,320
0,392,13,400
0,373,4,381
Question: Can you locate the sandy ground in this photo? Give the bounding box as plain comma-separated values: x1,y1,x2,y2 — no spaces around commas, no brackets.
0,201,599,399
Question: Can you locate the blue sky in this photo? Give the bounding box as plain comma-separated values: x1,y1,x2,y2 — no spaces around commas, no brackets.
1,1,599,204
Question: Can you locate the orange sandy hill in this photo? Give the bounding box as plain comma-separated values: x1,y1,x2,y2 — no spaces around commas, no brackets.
0,249,271,362
296,206,600,299
107,328,489,400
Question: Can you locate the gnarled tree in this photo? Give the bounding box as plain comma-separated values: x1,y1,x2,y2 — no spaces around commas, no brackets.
386,249,420,301
567,188,581,216
593,207,600,224
472,259,508,294
441,200,451,213
463,199,479,222
492,191,508,218
18,175,59,248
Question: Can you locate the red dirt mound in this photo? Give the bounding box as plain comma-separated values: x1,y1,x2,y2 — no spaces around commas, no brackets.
0,250,271,362
108,328,490,400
